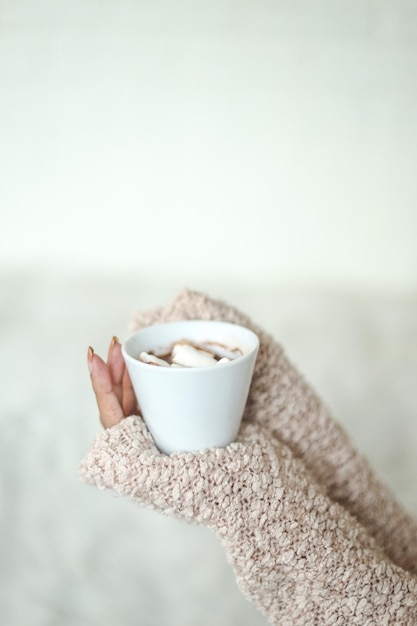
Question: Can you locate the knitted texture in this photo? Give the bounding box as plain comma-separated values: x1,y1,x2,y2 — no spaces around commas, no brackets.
129,290,417,574
80,418,417,625
80,290,417,625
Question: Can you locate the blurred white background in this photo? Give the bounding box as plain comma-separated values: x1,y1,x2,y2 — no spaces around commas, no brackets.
1,0,416,289
0,2,416,626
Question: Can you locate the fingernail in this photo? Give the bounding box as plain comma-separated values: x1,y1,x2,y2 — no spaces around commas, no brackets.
108,335,119,357
87,346,94,373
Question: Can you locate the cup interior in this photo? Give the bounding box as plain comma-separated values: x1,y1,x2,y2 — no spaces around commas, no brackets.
122,320,259,371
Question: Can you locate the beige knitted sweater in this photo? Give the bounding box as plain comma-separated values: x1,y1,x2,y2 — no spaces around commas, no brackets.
80,290,417,625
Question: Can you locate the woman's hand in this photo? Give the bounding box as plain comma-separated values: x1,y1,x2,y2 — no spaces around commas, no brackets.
87,337,138,429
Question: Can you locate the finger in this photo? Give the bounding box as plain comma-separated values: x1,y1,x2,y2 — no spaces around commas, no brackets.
107,337,124,406
107,338,139,416
88,347,124,429
122,366,139,416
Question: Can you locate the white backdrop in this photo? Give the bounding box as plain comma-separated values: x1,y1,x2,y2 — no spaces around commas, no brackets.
1,0,417,291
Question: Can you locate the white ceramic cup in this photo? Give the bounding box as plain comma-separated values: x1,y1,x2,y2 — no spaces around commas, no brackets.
121,320,259,454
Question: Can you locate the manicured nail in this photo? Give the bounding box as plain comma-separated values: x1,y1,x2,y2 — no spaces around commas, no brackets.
87,346,94,373
108,335,119,358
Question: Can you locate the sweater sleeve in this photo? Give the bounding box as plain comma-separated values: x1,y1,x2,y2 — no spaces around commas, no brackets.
128,289,417,574
80,417,417,626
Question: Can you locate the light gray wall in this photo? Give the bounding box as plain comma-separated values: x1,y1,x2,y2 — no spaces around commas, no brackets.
1,1,416,290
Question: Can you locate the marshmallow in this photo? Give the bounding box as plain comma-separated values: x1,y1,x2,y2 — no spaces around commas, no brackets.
139,352,170,367
172,342,215,360
171,344,218,368
200,343,242,360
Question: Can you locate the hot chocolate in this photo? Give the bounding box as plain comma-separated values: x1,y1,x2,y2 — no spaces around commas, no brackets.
138,339,243,368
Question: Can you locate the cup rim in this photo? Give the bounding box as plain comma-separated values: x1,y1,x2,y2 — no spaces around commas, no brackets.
121,319,259,374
